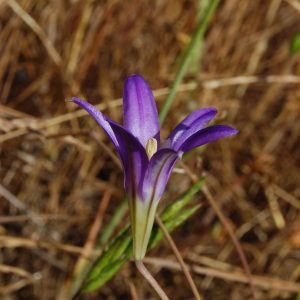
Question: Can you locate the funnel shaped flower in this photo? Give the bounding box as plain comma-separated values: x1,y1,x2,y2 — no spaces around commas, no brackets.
72,74,237,260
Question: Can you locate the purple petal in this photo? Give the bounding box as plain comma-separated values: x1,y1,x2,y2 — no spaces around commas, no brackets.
108,122,149,197
141,149,179,203
179,125,238,154
165,108,217,150
72,97,149,195
72,97,119,150
123,75,160,147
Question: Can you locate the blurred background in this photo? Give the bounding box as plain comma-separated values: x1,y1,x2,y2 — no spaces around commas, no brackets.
1,0,300,299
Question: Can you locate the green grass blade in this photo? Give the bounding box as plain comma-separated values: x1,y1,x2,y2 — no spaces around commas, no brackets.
83,258,128,292
149,204,201,249
290,31,300,55
159,0,220,125
83,203,200,293
161,178,205,222
82,182,202,292
88,227,131,281
98,197,128,246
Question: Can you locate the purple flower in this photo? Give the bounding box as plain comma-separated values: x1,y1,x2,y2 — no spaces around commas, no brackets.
72,74,237,260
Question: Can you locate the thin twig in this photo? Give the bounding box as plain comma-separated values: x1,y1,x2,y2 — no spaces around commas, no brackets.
144,257,300,293
176,160,257,298
285,0,300,13
0,264,33,279
0,275,42,295
0,184,44,227
7,0,62,66
202,186,257,299
272,184,300,211
202,75,300,89
128,280,139,300
155,215,203,300
0,214,76,224
135,260,169,300
68,189,112,299
0,235,102,257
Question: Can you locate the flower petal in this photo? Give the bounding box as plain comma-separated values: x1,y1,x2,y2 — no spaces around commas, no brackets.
108,122,149,197
123,75,160,147
179,125,238,154
72,97,119,149
72,97,148,194
165,108,217,150
141,149,179,203
134,148,178,259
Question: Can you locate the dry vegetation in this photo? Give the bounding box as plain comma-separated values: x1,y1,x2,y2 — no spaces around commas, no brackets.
1,0,300,299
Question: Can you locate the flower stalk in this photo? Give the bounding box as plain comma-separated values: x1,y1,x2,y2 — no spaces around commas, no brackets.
135,260,169,300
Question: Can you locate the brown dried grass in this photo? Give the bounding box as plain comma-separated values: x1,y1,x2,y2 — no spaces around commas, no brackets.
1,1,300,299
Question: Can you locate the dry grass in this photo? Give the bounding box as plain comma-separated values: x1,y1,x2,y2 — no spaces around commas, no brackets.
1,1,300,299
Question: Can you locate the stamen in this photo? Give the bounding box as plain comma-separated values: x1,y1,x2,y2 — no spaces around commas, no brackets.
146,138,157,159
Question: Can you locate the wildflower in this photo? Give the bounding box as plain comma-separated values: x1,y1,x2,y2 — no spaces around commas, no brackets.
72,75,237,260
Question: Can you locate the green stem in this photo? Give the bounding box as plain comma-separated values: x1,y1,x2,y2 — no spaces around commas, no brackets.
159,0,220,125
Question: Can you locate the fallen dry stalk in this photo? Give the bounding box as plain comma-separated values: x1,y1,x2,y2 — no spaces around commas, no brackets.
0,235,102,258
144,257,300,293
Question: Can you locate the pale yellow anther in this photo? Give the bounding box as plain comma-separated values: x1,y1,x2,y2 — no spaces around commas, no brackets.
145,138,157,159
